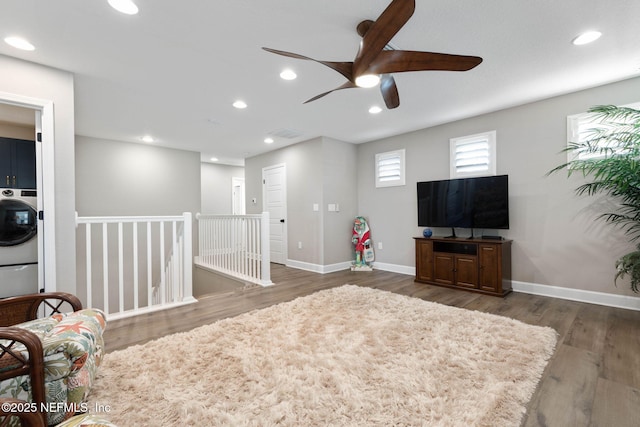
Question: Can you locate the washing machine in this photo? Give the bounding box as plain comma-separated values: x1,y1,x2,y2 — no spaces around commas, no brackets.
0,188,39,298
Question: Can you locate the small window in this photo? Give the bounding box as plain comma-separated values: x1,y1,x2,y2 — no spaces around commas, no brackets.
567,102,640,163
375,149,405,188
450,131,496,178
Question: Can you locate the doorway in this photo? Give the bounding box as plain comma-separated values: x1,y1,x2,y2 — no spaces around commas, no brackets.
232,177,246,215
262,164,287,265
0,93,57,293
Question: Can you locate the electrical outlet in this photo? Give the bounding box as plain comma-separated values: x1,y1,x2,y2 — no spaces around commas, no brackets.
378,242,383,250
298,241,303,249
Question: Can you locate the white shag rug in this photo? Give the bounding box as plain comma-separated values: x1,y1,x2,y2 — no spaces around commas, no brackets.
88,285,557,426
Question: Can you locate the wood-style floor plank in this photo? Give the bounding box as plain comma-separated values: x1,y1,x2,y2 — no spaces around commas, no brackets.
102,264,640,426
591,378,640,427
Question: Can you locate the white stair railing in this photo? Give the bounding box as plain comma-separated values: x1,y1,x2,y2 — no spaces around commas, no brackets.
195,212,272,286
75,212,195,320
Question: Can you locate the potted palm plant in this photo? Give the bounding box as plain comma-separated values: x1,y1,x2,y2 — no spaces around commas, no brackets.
549,104,640,292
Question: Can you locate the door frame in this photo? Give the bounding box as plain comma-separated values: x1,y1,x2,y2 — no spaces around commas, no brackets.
262,163,287,265
0,91,57,292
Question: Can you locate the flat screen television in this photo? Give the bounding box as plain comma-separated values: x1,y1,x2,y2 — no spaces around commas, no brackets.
417,175,509,231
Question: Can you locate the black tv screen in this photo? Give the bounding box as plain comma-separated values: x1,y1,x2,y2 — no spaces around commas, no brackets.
417,175,509,229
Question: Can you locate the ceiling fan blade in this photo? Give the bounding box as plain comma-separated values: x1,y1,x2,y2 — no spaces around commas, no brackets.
380,74,400,109
368,50,483,74
262,47,353,80
354,0,415,76
303,81,357,104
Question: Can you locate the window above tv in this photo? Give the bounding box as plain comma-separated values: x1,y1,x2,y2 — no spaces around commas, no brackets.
449,131,496,178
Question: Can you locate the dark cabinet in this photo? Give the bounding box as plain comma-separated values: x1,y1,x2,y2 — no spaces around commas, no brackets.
0,137,36,189
414,237,512,297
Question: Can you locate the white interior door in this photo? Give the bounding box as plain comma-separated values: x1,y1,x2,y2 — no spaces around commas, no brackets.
262,164,287,264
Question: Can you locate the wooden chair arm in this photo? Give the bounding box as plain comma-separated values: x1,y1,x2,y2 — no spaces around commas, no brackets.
0,328,46,427
0,293,83,327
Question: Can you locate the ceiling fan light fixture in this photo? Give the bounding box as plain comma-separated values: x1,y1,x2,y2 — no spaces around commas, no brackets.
108,0,139,15
355,74,381,88
369,106,383,114
572,31,602,46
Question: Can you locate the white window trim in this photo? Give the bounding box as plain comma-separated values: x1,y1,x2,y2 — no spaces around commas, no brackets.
450,130,496,178
375,149,406,188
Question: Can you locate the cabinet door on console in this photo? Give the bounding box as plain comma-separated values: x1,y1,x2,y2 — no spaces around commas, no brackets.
455,255,478,289
479,244,500,292
415,239,434,282
433,253,455,285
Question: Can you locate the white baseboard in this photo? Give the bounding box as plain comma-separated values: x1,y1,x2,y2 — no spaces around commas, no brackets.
512,280,640,311
285,259,415,276
372,262,416,276
282,261,640,311
285,259,352,274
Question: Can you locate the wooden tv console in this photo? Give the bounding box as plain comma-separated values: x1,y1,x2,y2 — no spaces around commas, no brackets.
414,237,512,297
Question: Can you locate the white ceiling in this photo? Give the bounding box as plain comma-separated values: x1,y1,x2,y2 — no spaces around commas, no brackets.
1,0,639,166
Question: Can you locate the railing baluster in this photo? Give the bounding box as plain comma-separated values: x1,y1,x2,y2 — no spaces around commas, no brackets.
85,223,92,308
133,222,139,310
147,221,152,307
118,222,124,314
102,222,109,315
172,220,178,303
160,221,166,305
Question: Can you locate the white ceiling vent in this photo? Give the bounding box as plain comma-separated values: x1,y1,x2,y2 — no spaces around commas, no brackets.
268,128,304,139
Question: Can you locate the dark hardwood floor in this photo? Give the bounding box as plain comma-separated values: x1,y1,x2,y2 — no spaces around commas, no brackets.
103,264,640,426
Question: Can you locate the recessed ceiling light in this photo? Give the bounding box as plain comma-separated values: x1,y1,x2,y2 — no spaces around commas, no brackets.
233,100,248,109
355,74,381,88
280,69,297,80
369,106,382,114
210,157,219,162
108,0,139,15
4,36,35,51
264,137,274,144
572,31,602,46
141,135,154,143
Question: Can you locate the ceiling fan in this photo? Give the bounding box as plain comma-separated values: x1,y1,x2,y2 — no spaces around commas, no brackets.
262,0,482,109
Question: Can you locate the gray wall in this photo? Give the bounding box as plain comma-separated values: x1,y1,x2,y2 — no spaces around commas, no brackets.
356,76,640,297
75,136,201,309
322,137,358,265
201,162,244,214
75,136,200,216
0,54,76,293
245,137,357,267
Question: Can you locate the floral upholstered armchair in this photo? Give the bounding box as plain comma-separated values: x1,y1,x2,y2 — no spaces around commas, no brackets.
0,292,107,426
